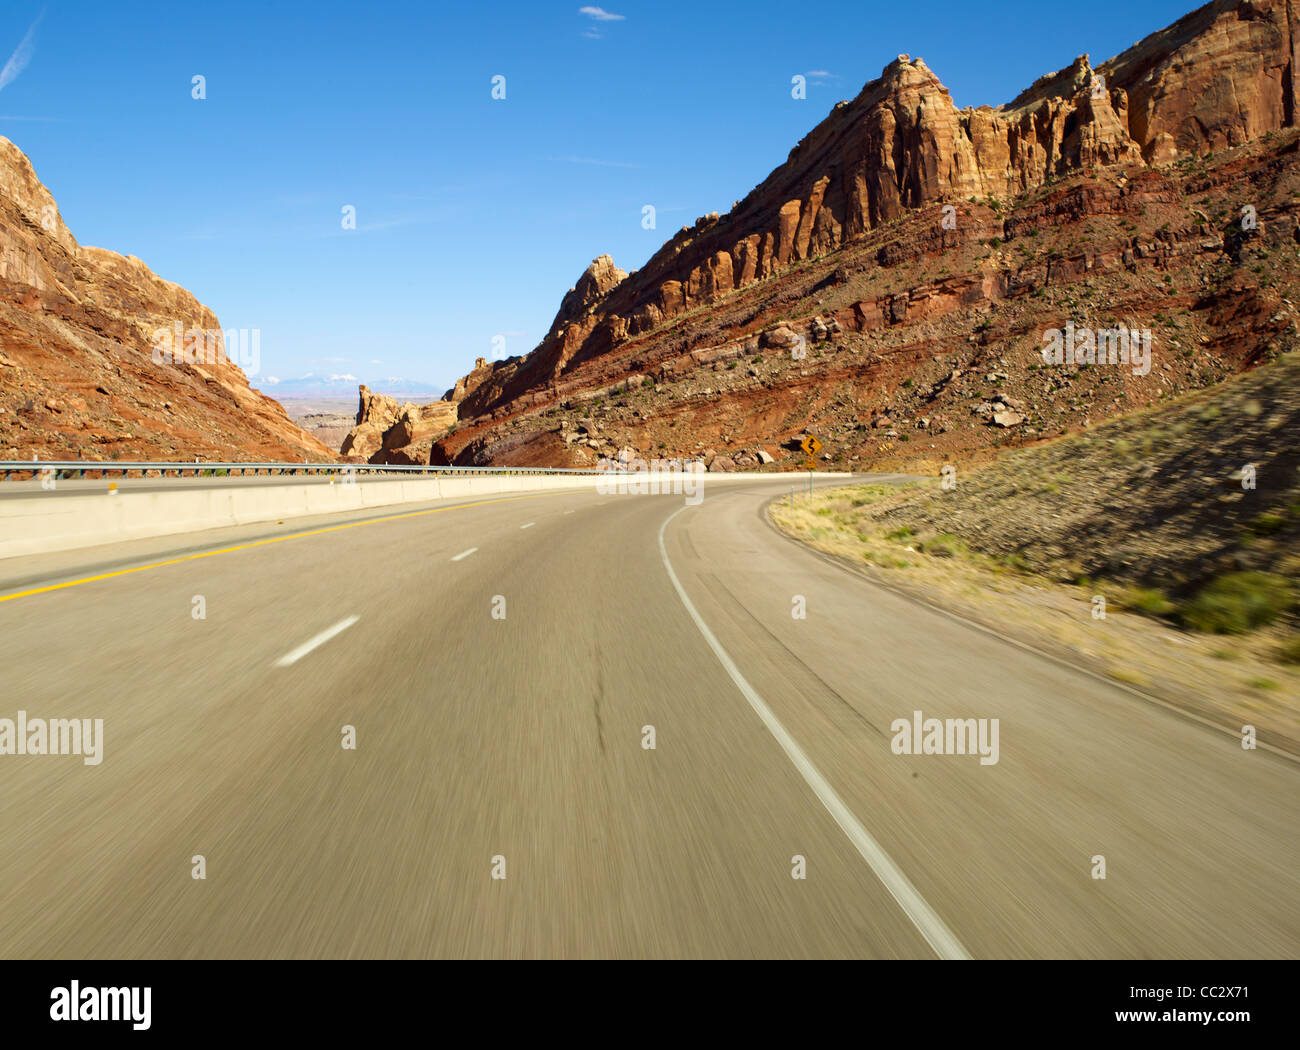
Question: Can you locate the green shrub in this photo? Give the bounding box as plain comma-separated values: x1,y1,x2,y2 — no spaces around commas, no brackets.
1180,572,1294,634
1276,636,1300,664
1249,512,1285,536
922,534,961,558
1112,586,1176,617
1129,588,1176,616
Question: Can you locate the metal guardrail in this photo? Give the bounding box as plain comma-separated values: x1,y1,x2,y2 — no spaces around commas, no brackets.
0,460,692,480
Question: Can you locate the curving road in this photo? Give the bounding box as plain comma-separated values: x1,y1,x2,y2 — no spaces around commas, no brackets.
0,475,1296,958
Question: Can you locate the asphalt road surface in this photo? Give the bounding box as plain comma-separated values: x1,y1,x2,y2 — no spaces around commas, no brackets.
0,475,1296,958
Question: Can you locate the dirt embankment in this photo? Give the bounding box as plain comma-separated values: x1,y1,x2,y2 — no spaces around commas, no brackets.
771,351,1300,756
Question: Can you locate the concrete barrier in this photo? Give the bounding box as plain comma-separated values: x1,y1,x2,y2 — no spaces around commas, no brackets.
0,472,850,560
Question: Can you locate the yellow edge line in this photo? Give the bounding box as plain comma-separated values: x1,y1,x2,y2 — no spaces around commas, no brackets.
0,492,558,604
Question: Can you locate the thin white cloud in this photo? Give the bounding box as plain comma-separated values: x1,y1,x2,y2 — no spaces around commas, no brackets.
579,6,624,20
0,11,44,94
328,373,358,382
550,154,640,169
263,376,280,385
355,212,446,233
807,70,834,78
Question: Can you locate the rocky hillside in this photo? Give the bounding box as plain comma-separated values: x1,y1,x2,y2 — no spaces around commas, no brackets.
770,350,1300,753
356,0,1300,469
861,348,1300,600
0,138,331,463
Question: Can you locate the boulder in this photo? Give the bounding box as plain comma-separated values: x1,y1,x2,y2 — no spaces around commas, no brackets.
759,324,802,350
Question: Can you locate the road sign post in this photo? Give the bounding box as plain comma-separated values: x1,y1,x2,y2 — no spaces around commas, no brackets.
799,435,822,496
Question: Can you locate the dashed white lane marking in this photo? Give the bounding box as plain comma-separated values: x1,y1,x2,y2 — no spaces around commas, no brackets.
275,615,360,668
563,510,575,515
520,522,535,529
656,505,971,961
451,548,478,561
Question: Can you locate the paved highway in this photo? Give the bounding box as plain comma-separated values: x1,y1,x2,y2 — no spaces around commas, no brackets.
0,476,1296,958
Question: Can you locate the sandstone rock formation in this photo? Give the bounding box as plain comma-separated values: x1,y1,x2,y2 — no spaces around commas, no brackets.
0,137,331,462
398,0,1300,473
546,255,628,340
340,385,457,463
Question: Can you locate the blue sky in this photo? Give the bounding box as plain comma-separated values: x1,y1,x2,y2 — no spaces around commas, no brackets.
1,0,1193,396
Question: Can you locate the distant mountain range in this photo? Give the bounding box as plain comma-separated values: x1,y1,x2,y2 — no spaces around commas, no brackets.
256,375,447,398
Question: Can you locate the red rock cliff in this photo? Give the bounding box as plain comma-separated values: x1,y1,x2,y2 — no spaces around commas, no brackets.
0,137,332,462
452,0,1299,422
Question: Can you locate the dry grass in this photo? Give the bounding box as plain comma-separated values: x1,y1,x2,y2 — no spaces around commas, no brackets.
772,482,1300,756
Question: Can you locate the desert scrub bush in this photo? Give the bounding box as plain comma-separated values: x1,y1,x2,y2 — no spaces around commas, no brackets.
885,525,915,542
1110,586,1176,618
1248,512,1286,536
999,551,1032,573
1179,572,1294,634
1276,636,1300,664
920,533,962,558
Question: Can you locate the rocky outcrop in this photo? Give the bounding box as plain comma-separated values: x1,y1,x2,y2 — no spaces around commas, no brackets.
547,255,628,339
0,137,332,462
440,0,1300,433
340,387,403,460
442,355,512,405
340,385,458,462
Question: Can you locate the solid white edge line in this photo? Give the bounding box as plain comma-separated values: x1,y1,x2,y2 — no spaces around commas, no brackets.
657,505,972,961
520,522,535,529
275,615,360,668
451,547,478,561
